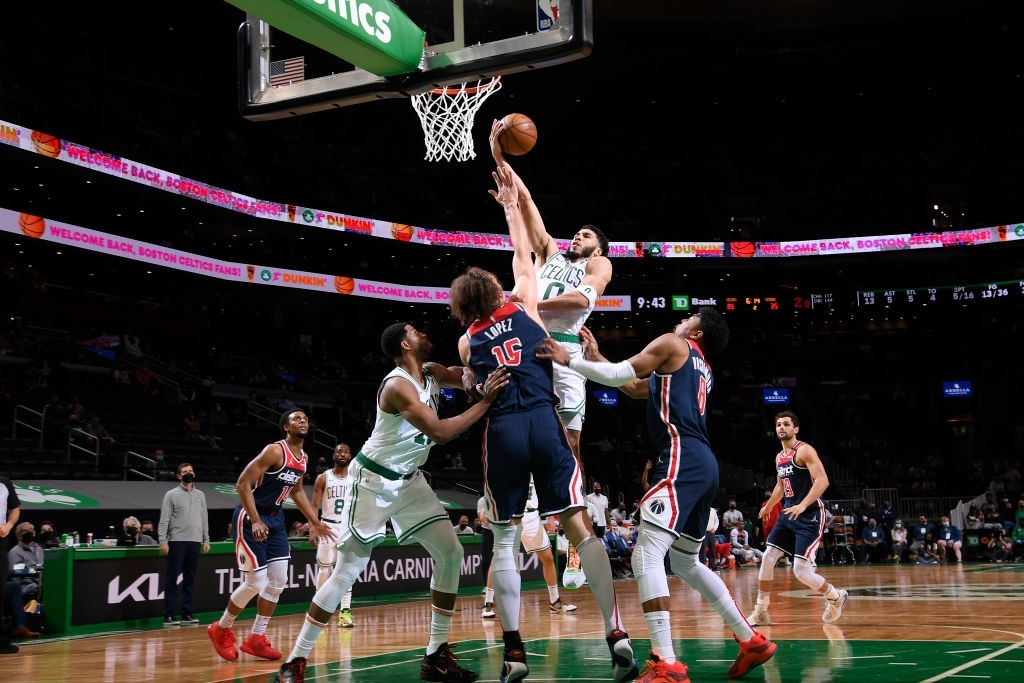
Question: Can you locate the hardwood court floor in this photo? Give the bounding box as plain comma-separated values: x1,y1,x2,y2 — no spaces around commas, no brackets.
11,562,1024,682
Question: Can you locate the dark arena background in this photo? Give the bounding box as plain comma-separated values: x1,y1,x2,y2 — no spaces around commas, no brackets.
1,2,1023,681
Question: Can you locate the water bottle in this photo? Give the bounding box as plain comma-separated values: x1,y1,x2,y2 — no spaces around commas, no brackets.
72,531,80,547
60,533,69,547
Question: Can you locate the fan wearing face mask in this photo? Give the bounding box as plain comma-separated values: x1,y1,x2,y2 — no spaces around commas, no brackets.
158,462,210,626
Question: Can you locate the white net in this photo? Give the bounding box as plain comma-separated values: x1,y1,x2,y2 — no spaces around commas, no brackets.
410,77,502,162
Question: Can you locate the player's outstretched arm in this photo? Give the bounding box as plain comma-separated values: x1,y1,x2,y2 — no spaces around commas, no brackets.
387,366,509,444
488,119,553,262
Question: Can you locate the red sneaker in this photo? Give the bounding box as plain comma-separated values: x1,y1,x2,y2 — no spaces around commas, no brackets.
207,622,238,662
727,631,777,678
240,632,283,660
637,652,690,683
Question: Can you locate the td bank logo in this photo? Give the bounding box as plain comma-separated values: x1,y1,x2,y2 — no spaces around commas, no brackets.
672,295,690,311
15,483,100,508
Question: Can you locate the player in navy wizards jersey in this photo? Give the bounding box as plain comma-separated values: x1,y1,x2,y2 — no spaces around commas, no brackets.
208,409,334,663
746,411,849,628
538,308,776,682
449,162,638,683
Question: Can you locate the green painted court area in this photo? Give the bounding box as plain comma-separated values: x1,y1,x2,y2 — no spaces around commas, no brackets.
272,636,1024,682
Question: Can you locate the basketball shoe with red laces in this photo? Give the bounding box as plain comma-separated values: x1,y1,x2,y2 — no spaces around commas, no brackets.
240,632,282,660
637,652,690,683
276,657,307,683
727,631,777,678
207,622,238,661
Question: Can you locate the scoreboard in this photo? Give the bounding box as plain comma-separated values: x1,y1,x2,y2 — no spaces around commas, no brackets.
629,279,1023,316
855,280,1020,308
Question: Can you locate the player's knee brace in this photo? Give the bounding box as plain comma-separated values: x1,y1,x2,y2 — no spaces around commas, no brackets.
634,525,672,604
759,546,784,581
792,556,818,586
234,568,267,605
261,559,288,602
491,523,520,574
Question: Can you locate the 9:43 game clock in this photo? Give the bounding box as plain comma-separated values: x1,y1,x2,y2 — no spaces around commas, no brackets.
635,296,667,309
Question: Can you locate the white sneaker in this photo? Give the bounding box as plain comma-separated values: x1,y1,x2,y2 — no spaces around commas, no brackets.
747,604,772,626
550,599,577,614
822,590,849,623
481,602,496,619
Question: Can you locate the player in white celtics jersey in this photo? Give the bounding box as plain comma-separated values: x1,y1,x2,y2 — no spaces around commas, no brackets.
490,124,613,468
277,323,509,683
311,442,355,627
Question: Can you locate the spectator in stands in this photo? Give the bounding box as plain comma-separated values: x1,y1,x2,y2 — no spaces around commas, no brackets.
602,519,633,578
140,520,157,542
889,518,908,562
860,517,888,564
1000,498,1016,534
207,401,229,428
36,521,60,549
3,580,40,639
83,414,116,448
118,515,158,546
610,500,629,526
1011,503,1024,561
910,515,933,558
984,529,1012,563
936,515,963,563
453,515,475,536
916,532,941,564
965,504,983,529
9,522,44,598
981,493,1000,527
288,521,306,538
879,500,898,536
722,498,743,534
730,519,763,565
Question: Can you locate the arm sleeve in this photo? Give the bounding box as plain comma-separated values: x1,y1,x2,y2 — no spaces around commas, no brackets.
567,357,637,387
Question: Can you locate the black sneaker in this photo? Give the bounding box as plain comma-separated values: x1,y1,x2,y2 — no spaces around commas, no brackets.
0,643,18,655
181,614,200,625
162,616,181,627
276,657,306,683
419,642,478,682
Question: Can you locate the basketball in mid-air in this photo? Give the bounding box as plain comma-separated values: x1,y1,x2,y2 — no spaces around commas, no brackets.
334,276,355,295
391,223,414,242
30,130,61,158
18,213,45,239
498,113,538,156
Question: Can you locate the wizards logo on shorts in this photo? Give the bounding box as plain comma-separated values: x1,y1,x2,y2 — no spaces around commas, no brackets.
649,500,666,515
238,551,252,569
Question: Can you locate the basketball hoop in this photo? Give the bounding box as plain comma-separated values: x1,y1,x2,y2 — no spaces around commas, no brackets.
411,76,502,162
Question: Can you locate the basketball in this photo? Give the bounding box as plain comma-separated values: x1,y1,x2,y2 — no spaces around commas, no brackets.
18,213,45,239
731,241,756,258
391,223,414,242
334,276,355,295
31,130,61,158
499,113,538,156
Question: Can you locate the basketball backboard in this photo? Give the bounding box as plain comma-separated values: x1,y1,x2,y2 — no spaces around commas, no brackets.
237,0,592,121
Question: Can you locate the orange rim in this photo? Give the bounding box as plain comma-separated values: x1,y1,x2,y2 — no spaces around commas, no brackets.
429,75,501,96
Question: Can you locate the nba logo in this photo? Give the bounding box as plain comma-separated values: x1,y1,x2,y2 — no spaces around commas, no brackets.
537,0,559,31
